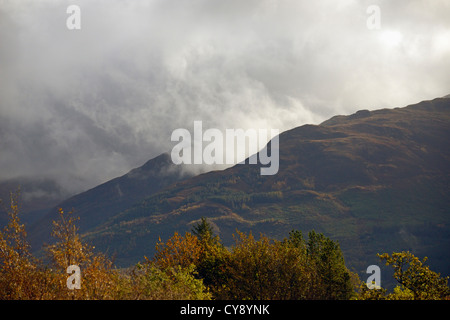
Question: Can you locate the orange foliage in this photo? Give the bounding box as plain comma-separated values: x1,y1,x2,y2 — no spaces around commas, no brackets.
153,232,202,269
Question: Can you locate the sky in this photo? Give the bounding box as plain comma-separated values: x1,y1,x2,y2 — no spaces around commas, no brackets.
0,0,449,196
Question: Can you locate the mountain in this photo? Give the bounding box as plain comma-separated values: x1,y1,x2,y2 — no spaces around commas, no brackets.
26,96,450,284
0,177,70,228
75,96,450,280
28,153,194,253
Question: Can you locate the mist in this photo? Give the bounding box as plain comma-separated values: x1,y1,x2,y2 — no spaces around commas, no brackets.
1,0,449,195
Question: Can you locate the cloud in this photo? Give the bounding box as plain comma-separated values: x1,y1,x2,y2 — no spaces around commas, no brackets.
0,0,449,194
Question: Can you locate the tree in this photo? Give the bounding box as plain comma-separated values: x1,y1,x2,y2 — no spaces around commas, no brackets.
378,251,450,300
0,190,41,300
192,217,215,242
190,218,230,299
223,230,351,300
45,208,119,299
153,231,202,270
0,190,57,299
124,259,211,300
356,281,388,300
225,231,278,299
306,230,355,299
46,208,88,270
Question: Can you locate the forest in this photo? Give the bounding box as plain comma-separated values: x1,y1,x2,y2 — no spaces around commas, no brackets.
0,191,449,300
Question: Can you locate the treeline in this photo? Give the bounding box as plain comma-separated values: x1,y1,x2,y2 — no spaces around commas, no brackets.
0,192,449,300
154,220,355,299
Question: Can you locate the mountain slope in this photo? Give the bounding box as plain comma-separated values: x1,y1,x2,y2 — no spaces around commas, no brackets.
83,97,450,279
28,153,194,252
0,177,71,228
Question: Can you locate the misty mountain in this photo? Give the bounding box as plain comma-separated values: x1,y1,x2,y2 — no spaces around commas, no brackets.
0,177,71,228
25,96,450,283
75,96,450,278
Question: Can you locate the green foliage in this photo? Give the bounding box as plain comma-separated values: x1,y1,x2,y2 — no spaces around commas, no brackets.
121,262,211,300
306,230,354,299
192,217,215,242
191,218,230,298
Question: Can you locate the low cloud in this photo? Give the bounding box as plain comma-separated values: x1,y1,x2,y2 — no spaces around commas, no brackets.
1,0,449,194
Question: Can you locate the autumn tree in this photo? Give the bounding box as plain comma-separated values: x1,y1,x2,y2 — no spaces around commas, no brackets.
152,220,229,298
378,251,450,300
45,208,119,299
147,225,215,299
153,231,202,270
223,230,344,300
154,224,356,300
223,231,352,300
0,191,41,299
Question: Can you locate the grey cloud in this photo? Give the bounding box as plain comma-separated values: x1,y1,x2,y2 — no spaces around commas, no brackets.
0,0,449,194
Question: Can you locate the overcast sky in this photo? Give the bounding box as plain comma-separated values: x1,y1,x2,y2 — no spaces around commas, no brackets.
1,0,449,195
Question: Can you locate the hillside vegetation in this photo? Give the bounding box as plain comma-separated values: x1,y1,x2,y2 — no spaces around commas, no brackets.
1,193,449,300
78,97,450,281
